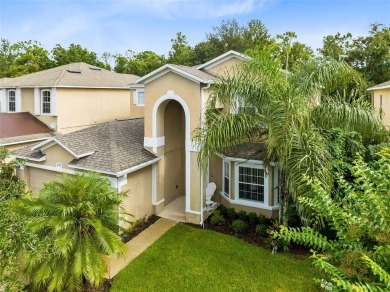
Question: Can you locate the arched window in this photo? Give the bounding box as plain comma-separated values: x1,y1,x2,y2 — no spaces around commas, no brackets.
8,90,16,112
41,90,51,114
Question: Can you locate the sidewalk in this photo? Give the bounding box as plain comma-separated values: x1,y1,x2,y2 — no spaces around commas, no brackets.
106,218,178,279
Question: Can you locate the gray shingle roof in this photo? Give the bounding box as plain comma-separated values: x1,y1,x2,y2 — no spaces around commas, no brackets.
0,63,139,88
14,119,158,175
169,64,217,82
367,80,390,90
0,133,52,147
222,142,266,161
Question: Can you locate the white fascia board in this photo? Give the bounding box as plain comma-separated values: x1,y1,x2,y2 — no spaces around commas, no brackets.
127,83,145,89
215,152,276,166
135,64,211,85
0,137,49,147
196,50,250,70
31,137,94,159
13,154,46,162
367,85,390,91
68,157,161,177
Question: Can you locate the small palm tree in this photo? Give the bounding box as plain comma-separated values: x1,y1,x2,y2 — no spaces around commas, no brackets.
195,49,386,224
18,172,126,292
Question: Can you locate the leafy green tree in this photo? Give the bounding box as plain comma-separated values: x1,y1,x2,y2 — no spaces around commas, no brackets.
194,19,273,64
319,24,390,84
168,32,196,66
114,50,167,76
52,43,108,69
194,49,386,224
0,39,53,77
17,172,126,292
276,149,390,291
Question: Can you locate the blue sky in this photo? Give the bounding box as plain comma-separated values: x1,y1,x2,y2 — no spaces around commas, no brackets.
0,0,389,57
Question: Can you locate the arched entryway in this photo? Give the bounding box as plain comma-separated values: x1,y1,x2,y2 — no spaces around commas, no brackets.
152,92,191,222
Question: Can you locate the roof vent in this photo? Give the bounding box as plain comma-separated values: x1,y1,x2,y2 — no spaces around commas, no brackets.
89,67,101,71
67,69,81,73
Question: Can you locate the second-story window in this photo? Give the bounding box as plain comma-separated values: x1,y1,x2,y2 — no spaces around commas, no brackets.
8,90,16,112
137,90,145,106
41,90,51,114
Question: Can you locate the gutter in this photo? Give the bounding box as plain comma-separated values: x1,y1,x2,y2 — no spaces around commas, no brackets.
68,157,161,177
199,83,211,226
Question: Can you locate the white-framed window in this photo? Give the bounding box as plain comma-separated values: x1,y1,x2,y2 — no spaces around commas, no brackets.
8,90,16,112
41,89,51,114
230,95,255,115
222,160,230,197
134,89,145,106
238,165,265,202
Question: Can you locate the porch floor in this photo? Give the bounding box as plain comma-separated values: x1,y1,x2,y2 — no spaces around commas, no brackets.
158,195,186,222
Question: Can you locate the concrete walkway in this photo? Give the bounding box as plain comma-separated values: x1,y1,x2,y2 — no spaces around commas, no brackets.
106,218,178,279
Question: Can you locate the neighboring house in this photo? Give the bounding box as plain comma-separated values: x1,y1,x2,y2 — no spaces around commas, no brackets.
368,80,390,128
14,118,159,222
0,112,53,152
14,51,279,224
0,63,143,135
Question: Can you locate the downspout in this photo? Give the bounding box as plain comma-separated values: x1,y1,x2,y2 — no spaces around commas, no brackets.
200,82,211,227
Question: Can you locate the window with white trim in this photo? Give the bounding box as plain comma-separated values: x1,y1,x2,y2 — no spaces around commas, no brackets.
8,90,16,112
230,95,255,115
134,89,145,106
223,160,230,197
41,90,51,114
237,164,265,203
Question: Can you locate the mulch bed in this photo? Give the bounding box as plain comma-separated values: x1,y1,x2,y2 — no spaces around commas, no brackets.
187,214,310,257
122,214,160,243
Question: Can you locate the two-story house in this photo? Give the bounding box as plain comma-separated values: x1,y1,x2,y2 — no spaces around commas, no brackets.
0,62,142,135
14,51,280,225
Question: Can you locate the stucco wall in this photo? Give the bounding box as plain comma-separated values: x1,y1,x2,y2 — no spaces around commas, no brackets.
56,88,132,134
21,88,34,113
204,57,242,77
372,88,390,128
121,166,153,224
130,89,145,118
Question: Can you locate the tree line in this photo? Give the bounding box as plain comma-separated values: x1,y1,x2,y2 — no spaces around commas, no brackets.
0,19,389,85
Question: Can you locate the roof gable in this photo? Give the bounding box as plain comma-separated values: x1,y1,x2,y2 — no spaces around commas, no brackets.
196,50,250,70
134,64,215,85
367,80,390,91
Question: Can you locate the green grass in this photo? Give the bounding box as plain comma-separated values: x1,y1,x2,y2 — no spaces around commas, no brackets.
111,223,320,291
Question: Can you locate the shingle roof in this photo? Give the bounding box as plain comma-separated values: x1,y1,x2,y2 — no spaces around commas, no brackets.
14,119,158,175
367,80,390,91
0,63,139,88
169,64,217,82
0,133,52,147
0,112,53,138
222,142,266,161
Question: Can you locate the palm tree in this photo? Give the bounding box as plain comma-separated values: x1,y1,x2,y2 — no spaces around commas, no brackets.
195,49,386,224
17,172,126,292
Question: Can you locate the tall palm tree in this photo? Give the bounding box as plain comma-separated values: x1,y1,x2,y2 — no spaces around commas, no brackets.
17,172,126,292
195,49,386,224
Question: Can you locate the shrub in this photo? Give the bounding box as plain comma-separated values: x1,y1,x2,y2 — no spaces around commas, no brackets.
267,223,290,253
238,210,248,221
226,208,238,220
210,211,225,226
217,204,228,217
248,212,259,225
232,219,247,234
258,214,273,226
256,224,268,237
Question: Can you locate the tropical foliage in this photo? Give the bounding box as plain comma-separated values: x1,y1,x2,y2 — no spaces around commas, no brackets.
276,149,390,291
16,172,126,292
0,147,48,291
194,48,386,223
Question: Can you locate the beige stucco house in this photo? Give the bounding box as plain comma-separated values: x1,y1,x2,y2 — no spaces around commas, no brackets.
14,51,280,225
0,63,142,135
368,80,390,128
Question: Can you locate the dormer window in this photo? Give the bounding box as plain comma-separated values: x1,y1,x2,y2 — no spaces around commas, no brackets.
41,90,51,114
8,90,16,112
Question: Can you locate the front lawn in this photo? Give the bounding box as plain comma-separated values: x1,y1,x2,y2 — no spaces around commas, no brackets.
111,223,320,291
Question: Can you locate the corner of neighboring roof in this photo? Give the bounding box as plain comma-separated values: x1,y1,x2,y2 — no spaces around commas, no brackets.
196,50,250,70
367,81,390,91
